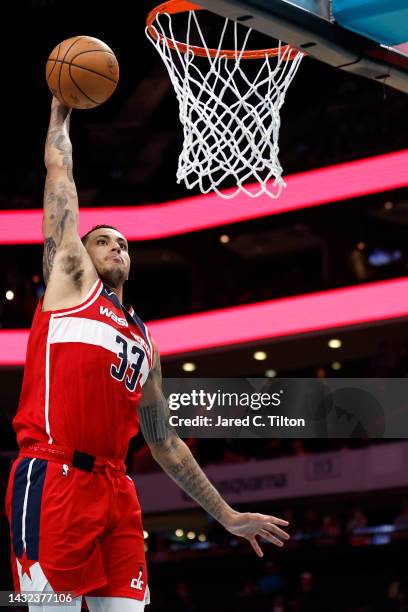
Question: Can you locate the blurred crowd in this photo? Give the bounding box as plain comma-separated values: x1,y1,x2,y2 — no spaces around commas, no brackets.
142,502,408,561
127,436,385,475
2,473,408,611
280,79,407,177
126,498,408,612
149,568,408,612
148,563,408,612
131,499,408,612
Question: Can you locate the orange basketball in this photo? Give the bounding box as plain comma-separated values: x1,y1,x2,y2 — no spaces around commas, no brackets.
46,36,119,109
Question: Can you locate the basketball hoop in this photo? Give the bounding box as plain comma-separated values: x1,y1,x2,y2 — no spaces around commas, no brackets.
146,1,304,198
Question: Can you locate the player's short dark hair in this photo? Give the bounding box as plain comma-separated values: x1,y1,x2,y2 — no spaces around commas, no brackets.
81,224,121,245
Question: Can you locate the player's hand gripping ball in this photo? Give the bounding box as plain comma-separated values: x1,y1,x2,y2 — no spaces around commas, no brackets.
46,36,119,109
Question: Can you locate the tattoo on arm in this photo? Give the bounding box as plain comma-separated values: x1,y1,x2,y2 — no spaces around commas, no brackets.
139,343,229,522
165,453,225,522
50,132,73,180
42,103,81,285
143,403,226,521
43,237,56,285
138,348,178,447
46,105,74,181
138,399,177,447
42,177,78,284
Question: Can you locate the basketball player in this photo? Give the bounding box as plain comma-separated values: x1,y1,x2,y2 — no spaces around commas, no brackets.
5,97,290,612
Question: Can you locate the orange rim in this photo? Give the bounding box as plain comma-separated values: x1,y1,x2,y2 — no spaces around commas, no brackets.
146,0,302,60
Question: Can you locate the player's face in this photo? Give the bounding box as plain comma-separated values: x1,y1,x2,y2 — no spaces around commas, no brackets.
85,229,130,288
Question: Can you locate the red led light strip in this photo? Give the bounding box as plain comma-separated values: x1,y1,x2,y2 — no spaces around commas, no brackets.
0,149,407,244
1,277,408,365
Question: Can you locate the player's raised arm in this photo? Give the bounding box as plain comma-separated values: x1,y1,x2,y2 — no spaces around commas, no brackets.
42,98,97,305
139,342,291,557
43,98,79,282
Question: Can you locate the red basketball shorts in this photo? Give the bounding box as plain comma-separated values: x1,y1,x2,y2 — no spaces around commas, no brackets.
5,456,149,602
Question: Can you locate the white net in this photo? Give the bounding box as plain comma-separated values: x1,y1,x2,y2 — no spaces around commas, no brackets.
146,8,304,199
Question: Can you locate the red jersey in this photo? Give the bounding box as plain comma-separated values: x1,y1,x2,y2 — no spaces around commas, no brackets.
13,279,153,460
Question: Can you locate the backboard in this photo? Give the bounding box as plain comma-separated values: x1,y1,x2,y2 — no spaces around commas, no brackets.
194,0,408,93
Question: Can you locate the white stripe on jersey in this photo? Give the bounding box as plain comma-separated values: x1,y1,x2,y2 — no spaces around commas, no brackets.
48,316,150,386
45,279,102,444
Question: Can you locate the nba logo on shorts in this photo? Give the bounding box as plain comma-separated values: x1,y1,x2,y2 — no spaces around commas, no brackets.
62,464,69,477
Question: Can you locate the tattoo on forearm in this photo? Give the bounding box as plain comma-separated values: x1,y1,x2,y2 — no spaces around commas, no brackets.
165,454,225,521
140,344,225,521
45,105,74,181
51,133,72,168
56,104,69,124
